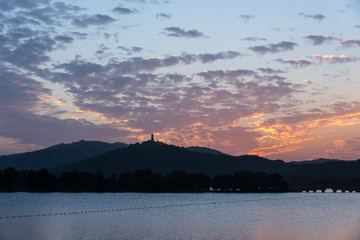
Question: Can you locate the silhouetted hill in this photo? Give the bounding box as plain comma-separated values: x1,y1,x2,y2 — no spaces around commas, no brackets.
0,140,128,170
186,146,227,155
3,140,360,190
54,141,288,177
289,158,343,164
53,141,360,190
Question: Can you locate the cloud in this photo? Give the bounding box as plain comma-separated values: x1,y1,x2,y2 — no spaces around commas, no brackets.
22,2,81,26
298,13,325,22
0,137,43,155
54,35,74,43
112,6,139,14
207,126,261,155
263,101,360,127
2,1,303,155
55,60,104,78
0,110,130,147
0,68,123,149
0,69,51,111
198,51,243,63
117,46,143,55
338,39,360,47
249,41,297,54
72,14,115,28
71,32,88,39
333,139,345,148
250,101,360,158
313,54,359,64
276,58,314,68
52,2,81,12
197,69,256,81
125,0,146,3
0,0,80,28
239,37,267,42
163,27,206,38
1,0,357,160
322,71,349,80
131,47,143,52
156,13,171,19
47,60,296,154
0,0,49,11
354,25,360,29
53,51,244,84
303,79,312,84
0,1,82,28
0,35,56,69
305,35,338,45
125,0,167,3
320,135,360,160
257,67,284,74
239,15,255,22
20,7,58,25
1,27,38,46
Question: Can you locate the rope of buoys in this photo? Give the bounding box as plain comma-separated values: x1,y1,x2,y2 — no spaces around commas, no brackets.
0,194,323,220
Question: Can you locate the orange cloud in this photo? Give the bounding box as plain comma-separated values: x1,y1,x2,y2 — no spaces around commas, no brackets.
126,127,144,133
312,54,357,64
53,99,65,106
249,146,303,157
314,136,360,160
38,96,65,106
76,109,92,113
248,110,360,158
333,139,345,148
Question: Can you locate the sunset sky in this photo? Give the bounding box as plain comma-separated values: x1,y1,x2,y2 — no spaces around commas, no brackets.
1,0,360,161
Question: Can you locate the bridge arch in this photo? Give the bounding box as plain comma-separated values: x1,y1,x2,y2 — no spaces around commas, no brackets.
302,187,359,193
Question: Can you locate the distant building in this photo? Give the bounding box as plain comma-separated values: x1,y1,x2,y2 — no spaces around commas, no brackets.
151,133,154,141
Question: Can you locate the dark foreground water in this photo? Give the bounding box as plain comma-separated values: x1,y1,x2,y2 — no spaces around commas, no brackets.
0,192,359,240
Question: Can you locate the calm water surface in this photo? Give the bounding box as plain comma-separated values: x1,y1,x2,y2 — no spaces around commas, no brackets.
0,192,360,240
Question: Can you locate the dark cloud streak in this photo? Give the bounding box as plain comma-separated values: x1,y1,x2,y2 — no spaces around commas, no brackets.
299,13,325,22
0,0,50,12
117,46,143,55
338,39,360,48
53,51,244,82
163,27,206,38
305,35,338,45
239,15,255,22
257,67,284,74
276,58,314,68
156,13,171,19
72,14,115,28
113,6,139,14
198,51,243,63
249,41,297,54
239,37,267,42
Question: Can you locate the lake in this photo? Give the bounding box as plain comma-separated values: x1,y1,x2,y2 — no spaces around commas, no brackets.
0,192,359,240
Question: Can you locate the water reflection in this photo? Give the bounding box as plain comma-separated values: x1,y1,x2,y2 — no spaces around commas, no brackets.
0,193,360,240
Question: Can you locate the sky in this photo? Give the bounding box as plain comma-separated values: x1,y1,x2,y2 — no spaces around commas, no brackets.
0,0,360,161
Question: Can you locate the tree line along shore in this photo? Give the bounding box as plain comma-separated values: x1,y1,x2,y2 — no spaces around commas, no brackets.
0,168,288,193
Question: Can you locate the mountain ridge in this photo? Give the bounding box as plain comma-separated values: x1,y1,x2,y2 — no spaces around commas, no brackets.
186,146,228,156
2,140,360,185
48,140,360,192
0,140,128,170
53,140,281,177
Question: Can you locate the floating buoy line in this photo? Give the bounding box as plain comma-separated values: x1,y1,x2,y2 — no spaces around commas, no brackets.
0,194,324,220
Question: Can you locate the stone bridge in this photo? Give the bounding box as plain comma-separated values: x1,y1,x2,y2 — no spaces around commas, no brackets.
300,186,360,193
